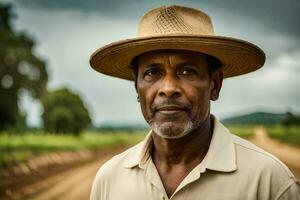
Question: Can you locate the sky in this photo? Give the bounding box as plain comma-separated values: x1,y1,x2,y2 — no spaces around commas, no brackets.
3,0,300,127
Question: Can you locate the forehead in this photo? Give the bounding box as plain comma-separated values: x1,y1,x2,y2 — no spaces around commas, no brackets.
136,49,208,66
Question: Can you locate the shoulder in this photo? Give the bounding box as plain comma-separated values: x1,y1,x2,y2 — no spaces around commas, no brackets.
230,134,300,198
232,134,294,177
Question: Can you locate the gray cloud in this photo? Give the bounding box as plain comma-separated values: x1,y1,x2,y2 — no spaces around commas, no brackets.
205,0,300,37
13,0,300,38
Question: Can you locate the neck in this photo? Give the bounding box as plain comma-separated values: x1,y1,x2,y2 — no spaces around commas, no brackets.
151,115,213,167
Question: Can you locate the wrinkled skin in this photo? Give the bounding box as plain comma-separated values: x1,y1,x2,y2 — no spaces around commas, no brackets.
136,50,222,139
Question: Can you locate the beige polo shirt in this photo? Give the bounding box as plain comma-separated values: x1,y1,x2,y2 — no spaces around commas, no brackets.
90,117,300,200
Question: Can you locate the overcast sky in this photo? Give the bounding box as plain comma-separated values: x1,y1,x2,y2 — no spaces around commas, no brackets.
4,0,300,126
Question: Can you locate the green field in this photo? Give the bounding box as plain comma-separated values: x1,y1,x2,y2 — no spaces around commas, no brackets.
0,127,255,167
0,131,146,166
226,125,255,139
227,125,300,147
266,125,300,147
1,125,299,167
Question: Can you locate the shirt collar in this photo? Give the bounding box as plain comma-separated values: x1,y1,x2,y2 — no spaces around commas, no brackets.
122,132,152,169
123,115,237,173
204,115,237,172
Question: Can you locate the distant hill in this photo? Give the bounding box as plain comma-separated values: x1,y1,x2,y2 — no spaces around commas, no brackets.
222,112,286,125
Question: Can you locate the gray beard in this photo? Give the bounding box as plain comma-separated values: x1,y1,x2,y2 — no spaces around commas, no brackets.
149,120,196,139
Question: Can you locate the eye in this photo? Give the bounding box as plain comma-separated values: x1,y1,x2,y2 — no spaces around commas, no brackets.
178,67,199,76
143,68,162,80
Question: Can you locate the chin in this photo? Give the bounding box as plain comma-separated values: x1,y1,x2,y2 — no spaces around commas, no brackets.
150,120,195,139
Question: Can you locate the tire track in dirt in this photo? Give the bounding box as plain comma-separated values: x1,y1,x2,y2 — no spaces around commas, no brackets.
29,155,109,200
3,149,124,200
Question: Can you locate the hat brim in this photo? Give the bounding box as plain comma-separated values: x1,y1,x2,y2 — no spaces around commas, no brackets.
90,35,265,80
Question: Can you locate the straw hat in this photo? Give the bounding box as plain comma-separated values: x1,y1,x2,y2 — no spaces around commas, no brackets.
90,5,265,80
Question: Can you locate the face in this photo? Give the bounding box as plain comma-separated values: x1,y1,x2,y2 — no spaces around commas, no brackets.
136,50,220,139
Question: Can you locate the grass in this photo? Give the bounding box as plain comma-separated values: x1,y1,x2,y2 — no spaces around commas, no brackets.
0,131,146,166
1,125,300,166
226,125,255,139
227,125,300,147
266,125,300,147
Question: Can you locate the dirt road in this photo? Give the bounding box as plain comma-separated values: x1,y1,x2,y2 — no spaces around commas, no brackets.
5,128,300,200
4,152,118,200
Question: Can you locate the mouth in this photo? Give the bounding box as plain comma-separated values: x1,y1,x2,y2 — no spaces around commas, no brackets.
155,105,188,115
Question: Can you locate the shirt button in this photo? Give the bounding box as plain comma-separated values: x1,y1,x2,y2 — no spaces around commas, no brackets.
162,196,166,200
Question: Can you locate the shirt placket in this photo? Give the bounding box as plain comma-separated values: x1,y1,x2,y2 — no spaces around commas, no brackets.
144,156,207,200
144,158,169,200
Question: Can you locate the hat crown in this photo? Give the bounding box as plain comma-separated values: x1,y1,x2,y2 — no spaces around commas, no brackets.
138,5,215,37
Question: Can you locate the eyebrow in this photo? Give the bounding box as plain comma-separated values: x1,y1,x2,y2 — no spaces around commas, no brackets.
141,63,162,69
175,62,199,68
139,60,202,70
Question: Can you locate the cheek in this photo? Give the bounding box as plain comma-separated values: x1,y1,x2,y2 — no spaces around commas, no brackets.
196,91,211,118
184,83,211,117
137,84,157,120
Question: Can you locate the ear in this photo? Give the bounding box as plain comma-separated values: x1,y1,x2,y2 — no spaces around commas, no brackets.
129,69,138,92
210,69,223,101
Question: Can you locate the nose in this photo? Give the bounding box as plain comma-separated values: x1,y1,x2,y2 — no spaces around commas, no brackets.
158,73,181,98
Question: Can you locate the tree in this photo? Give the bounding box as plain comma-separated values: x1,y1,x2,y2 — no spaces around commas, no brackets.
41,88,91,135
0,3,48,130
282,111,300,127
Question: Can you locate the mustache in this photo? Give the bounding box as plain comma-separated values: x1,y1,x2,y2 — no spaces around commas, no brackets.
150,99,191,113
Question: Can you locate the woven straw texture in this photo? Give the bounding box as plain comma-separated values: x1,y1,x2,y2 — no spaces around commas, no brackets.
90,5,265,80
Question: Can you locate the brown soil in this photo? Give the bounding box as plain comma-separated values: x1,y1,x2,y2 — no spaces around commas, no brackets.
1,147,127,200
2,128,300,200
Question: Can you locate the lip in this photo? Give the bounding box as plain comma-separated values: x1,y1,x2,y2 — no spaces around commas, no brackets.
156,105,187,115
158,110,185,115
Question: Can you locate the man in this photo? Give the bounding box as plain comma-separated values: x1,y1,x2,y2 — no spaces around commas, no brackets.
89,5,300,200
